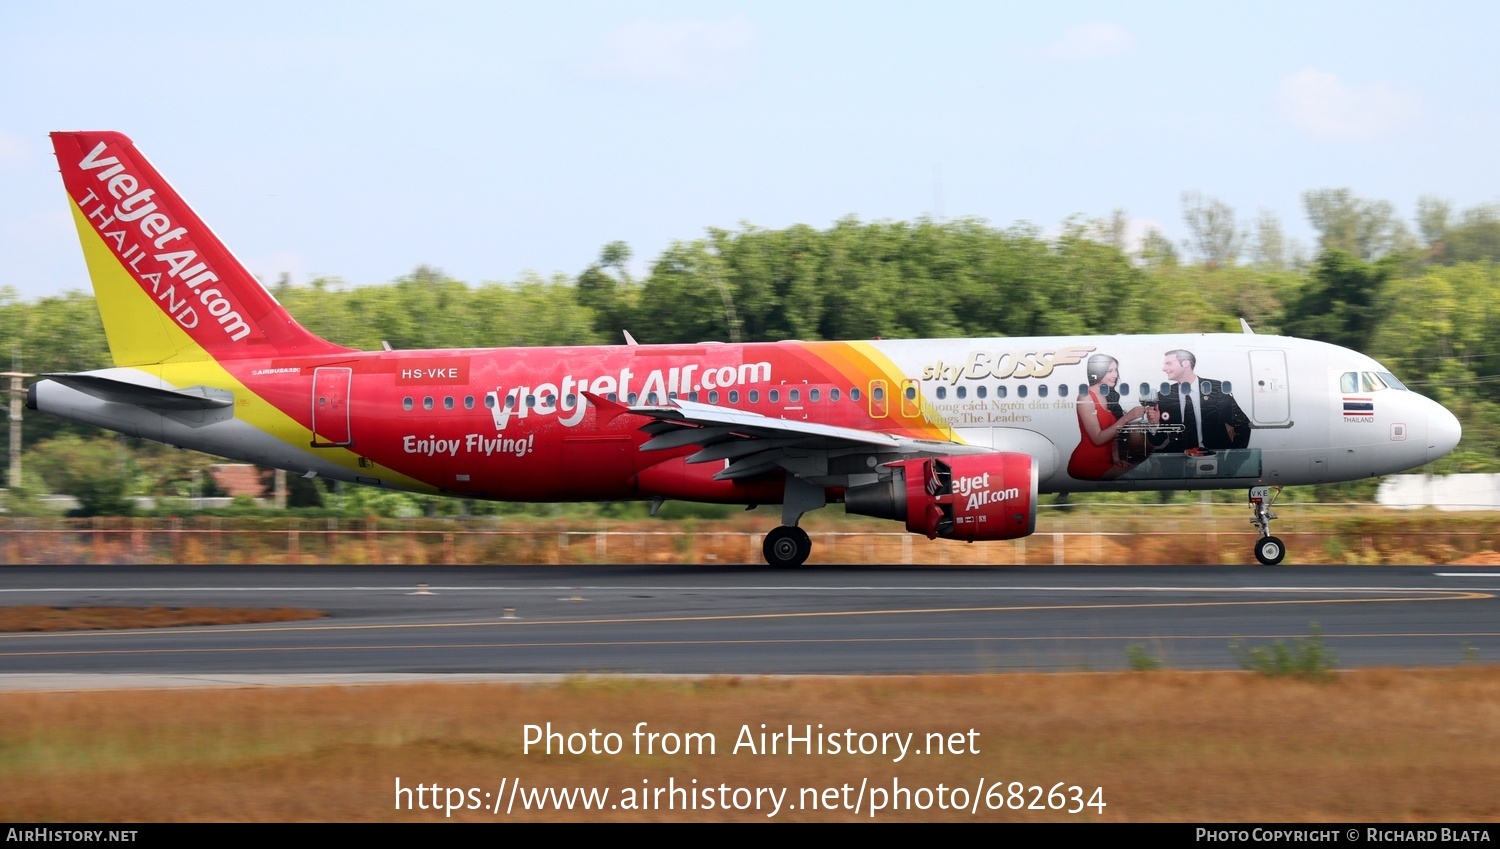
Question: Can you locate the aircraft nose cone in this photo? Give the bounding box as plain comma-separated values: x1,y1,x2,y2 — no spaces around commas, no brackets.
1427,402,1462,463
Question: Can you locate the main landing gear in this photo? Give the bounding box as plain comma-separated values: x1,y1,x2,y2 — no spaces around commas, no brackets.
1248,485,1286,565
762,476,826,568
763,526,812,568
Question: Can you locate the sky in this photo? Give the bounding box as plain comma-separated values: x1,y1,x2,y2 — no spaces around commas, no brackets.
3,1,1497,301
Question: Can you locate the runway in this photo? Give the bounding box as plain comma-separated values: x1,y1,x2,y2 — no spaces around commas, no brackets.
2,564,1498,685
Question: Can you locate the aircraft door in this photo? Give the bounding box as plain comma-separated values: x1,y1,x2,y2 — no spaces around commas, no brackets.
868,380,889,419
1247,350,1291,425
900,379,921,419
311,367,353,447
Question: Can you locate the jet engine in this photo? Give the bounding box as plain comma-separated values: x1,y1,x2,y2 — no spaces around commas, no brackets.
844,454,1037,541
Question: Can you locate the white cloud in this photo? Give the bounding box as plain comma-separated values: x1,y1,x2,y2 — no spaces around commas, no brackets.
587,17,756,90
1045,21,1135,60
1274,68,1420,141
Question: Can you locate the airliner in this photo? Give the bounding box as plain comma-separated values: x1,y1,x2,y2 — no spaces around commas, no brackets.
32,131,1463,567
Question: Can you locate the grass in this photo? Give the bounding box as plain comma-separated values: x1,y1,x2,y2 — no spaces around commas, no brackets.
1231,623,1339,680
1125,643,1164,671
3,670,1499,822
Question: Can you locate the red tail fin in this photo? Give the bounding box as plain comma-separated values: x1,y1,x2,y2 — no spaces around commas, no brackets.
50,131,352,365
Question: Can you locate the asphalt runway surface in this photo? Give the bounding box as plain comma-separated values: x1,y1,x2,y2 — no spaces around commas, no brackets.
2,564,1498,686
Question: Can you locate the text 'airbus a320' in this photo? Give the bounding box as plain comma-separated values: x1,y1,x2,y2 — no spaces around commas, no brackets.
32,132,1462,566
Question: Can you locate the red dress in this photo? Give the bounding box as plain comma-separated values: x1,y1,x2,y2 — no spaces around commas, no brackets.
1067,388,1117,481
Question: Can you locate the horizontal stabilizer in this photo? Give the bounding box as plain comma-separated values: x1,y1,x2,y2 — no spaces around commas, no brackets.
40,373,233,411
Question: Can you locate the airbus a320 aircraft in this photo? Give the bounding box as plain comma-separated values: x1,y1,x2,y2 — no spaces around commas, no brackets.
33,131,1463,566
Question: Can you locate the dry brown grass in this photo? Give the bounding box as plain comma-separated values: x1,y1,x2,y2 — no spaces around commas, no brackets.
3,670,1499,822
5,512,1500,565
0,607,325,632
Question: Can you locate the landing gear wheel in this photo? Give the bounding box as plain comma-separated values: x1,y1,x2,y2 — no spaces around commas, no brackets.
1248,486,1285,566
1254,535,1286,566
763,526,812,568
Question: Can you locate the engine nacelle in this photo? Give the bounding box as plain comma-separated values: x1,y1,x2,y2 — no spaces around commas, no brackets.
844,454,1037,541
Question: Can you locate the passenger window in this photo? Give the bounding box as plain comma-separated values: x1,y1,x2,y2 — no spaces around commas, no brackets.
769,389,779,403
749,390,759,404
464,396,475,409
443,396,455,410
809,388,819,402
1222,381,1233,394
977,385,987,399
1017,385,1028,398
1037,385,1048,398
728,390,739,404
829,388,839,402
423,396,434,410
627,392,638,404
402,397,414,411
904,386,916,400
872,386,884,401
1058,384,1069,397
850,387,861,401
789,389,799,403
996,385,1007,399
956,386,966,400
709,390,719,403
484,394,496,409
1118,383,1130,396
936,386,947,400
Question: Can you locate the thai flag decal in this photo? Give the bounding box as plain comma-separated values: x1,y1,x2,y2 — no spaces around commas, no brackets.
1343,397,1374,417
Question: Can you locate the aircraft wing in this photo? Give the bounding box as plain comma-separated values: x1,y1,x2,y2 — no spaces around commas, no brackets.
590,393,989,483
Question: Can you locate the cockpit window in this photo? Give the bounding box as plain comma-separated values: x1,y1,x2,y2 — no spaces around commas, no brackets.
1376,372,1408,391
1343,370,1405,392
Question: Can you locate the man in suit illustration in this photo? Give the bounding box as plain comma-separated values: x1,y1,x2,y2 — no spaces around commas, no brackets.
1146,349,1252,454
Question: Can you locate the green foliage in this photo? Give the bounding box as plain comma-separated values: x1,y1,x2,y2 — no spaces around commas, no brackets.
274,267,603,350
1230,623,1338,680
29,434,137,516
334,484,425,519
1303,188,1414,261
1,483,62,517
1283,250,1397,352
1125,643,1164,671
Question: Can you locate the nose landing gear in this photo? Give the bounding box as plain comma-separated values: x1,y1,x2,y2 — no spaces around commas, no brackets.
1249,485,1285,565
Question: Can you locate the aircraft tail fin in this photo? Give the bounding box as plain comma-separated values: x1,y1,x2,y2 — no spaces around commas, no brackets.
49,131,353,366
